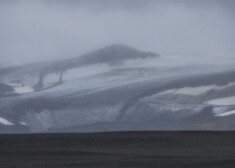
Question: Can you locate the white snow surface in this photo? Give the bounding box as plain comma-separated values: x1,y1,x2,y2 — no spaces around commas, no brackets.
212,106,231,115
157,82,235,96
24,65,230,99
174,86,214,96
19,121,27,126
4,82,34,94
157,89,177,95
14,86,34,94
206,96,235,106
215,109,235,117
0,117,14,126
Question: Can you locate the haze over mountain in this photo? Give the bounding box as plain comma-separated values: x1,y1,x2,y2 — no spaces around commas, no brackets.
0,43,235,133
0,0,235,133
1,0,235,66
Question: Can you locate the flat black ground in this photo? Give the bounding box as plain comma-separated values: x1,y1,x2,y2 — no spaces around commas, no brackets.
0,131,234,168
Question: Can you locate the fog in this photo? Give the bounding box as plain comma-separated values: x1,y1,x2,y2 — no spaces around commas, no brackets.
0,0,235,67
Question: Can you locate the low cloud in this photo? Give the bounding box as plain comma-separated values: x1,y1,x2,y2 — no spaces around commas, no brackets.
0,0,234,66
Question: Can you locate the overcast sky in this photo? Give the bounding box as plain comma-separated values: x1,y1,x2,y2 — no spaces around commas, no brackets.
0,0,235,66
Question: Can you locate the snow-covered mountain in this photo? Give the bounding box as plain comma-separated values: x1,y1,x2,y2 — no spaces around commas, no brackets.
0,44,235,133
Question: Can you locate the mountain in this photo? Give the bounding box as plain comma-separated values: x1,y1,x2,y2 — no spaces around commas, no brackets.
35,44,159,89
71,44,159,65
0,44,159,90
0,45,235,133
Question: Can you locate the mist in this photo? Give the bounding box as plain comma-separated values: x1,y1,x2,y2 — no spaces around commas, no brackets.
0,0,235,67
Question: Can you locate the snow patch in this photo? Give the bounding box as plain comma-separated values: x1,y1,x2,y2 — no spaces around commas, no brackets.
206,96,235,106
19,121,27,126
215,109,235,117
14,86,34,94
174,86,214,96
157,89,176,95
212,106,231,115
0,117,14,126
157,82,235,96
4,82,34,94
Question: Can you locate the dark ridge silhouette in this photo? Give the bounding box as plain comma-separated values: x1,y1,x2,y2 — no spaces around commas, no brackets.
35,44,160,89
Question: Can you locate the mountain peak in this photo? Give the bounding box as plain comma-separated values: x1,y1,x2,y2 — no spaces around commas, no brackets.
104,44,137,51
76,44,160,66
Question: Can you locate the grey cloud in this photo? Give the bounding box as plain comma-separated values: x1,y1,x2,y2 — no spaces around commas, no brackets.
0,0,235,66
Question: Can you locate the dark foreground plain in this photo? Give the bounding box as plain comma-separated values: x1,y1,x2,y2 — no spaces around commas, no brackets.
0,132,234,168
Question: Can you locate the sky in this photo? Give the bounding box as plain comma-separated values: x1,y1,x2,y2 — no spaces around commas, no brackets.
0,0,235,66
